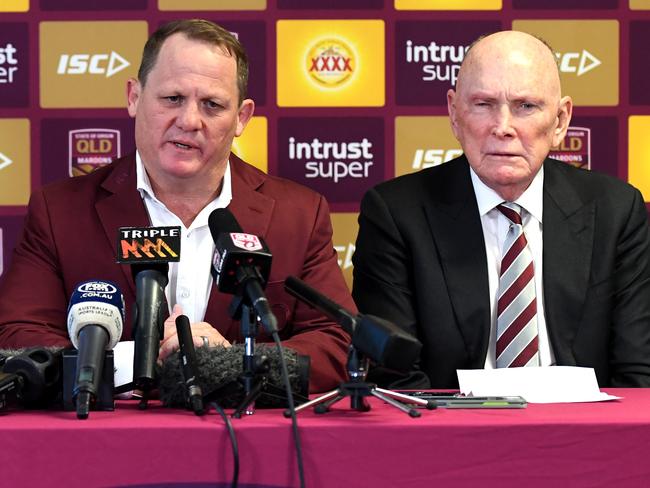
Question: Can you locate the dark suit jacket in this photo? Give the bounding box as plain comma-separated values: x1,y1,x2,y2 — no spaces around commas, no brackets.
0,153,353,392
352,156,650,389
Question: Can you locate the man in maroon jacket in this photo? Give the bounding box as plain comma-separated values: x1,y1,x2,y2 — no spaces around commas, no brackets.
0,19,352,393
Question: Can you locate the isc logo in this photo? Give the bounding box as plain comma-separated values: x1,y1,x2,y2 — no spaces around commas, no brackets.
412,149,462,169
556,50,601,76
335,243,355,270
57,51,130,78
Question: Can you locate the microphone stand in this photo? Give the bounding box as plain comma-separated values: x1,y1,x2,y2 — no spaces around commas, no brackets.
285,345,435,418
228,295,271,418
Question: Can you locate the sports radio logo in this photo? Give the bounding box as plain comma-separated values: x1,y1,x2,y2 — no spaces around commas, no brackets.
550,127,591,170
57,51,130,78
230,233,263,252
307,38,355,88
69,128,120,177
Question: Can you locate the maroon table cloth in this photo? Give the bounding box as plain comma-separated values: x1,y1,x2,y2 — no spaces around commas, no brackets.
3,388,648,487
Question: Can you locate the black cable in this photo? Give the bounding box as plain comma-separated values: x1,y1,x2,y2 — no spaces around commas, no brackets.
209,401,239,488
272,331,306,488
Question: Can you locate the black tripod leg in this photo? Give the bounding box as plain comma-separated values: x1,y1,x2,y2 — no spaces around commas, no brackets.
370,389,421,417
232,380,264,419
314,393,346,414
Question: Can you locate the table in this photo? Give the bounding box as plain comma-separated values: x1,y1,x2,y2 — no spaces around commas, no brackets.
3,388,649,487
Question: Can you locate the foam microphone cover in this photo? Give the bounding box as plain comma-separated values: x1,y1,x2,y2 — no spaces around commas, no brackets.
1,347,64,408
158,344,310,409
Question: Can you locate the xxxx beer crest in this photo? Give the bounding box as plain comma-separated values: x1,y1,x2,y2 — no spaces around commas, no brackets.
306,38,355,88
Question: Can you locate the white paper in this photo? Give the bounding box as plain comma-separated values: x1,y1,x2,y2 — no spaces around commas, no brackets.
113,340,135,398
457,366,620,403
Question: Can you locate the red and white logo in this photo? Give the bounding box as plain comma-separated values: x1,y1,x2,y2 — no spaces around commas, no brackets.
230,233,263,251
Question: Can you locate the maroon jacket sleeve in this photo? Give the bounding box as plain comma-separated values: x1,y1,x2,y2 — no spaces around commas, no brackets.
273,194,354,393
0,187,72,348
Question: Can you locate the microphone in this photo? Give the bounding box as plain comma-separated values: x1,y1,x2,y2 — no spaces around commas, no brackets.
117,226,180,393
208,208,277,334
67,280,124,419
175,314,204,415
284,276,422,372
1,347,63,410
158,344,310,409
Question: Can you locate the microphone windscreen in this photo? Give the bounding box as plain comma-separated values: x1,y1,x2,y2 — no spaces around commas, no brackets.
158,344,310,409
208,208,243,242
1,347,64,408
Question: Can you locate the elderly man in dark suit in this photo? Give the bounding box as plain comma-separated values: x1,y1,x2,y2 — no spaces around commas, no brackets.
353,30,650,389
0,19,352,393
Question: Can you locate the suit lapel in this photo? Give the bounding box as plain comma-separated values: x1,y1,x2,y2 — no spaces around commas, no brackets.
422,158,491,365
95,154,150,298
542,160,595,363
203,155,276,342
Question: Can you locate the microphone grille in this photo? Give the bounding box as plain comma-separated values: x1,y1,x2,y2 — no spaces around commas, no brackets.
208,208,242,242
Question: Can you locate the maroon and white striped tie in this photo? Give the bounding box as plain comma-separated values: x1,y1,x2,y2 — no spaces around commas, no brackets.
496,203,539,368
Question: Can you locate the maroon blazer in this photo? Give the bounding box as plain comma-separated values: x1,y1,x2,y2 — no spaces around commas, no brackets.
0,153,353,392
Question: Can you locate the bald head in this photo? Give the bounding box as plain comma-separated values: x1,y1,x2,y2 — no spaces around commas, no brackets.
457,31,562,100
447,30,572,201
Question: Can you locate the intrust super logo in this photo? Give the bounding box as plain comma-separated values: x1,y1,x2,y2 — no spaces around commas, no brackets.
277,20,384,107
512,20,618,106
307,38,355,87
395,21,500,106
40,21,147,108
278,117,384,206
57,51,129,78
0,23,29,107
395,116,462,177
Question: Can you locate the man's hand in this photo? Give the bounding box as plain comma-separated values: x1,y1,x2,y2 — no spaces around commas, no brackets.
158,304,231,362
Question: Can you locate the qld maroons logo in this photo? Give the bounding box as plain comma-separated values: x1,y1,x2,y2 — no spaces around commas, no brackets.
69,128,120,177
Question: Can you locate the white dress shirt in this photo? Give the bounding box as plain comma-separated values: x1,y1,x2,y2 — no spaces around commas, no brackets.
469,166,556,368
135,151,232,323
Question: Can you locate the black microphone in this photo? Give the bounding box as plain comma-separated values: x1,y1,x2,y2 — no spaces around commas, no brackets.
208,208,277,334
1,347,63,410
158,344,310,409
117,226,181,393
175,314,204,415
284,276,422,372
67,280,124,419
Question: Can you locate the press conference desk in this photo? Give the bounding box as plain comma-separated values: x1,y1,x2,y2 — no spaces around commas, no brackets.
3,388,649,487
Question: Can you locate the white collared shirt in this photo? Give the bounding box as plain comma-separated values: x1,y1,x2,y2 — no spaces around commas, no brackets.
135,151,232,323
470,165,556,368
